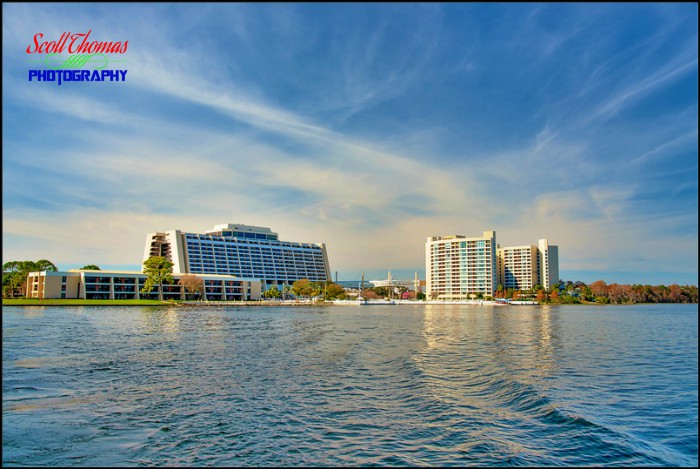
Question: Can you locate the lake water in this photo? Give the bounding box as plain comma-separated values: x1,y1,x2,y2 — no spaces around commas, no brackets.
2,303,697,466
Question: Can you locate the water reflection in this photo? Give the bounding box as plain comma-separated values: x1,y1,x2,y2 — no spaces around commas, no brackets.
416,305,564,410
139,308,182,337
1,304,696,467
4,394,102,412
534,307,558,378
17,308,45,318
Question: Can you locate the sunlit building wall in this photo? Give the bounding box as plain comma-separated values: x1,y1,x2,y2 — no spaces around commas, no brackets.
143,223,331,290
425,231,497,299
496,238,560,291
497,245,538,290
26,270,261,300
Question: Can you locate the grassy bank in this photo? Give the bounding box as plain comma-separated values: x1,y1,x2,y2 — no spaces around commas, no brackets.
2,298,180,306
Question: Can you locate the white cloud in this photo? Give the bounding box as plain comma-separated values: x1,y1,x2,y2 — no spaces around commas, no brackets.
2,3,697,284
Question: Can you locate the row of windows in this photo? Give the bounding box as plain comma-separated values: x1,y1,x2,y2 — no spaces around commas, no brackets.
188,261,324,268
188,249,321,257
83,276,249,286
189,260,323,267
185,234,321,250
188,254,323,261
216,231,278,240
189,269,325,279
189,261,321,267
187,250,323,260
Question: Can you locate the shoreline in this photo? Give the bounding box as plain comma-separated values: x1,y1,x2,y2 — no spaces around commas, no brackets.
3,299,697,307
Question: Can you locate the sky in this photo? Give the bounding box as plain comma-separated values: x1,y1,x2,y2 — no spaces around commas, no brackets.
2,3,698,286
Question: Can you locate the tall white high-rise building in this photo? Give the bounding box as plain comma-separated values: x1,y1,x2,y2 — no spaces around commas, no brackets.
425,231,497,299
143,223,331,290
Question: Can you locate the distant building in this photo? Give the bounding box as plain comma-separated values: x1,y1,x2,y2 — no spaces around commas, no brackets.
425,231,497,299
26,270,261,301
143,223,331,290
497,239,559,290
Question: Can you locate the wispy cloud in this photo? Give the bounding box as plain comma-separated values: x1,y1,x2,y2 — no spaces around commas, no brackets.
2,3,697,284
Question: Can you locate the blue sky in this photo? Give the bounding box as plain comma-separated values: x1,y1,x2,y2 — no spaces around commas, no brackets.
2,3,698,286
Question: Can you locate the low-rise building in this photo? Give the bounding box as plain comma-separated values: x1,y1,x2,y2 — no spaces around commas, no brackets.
25,270,261,301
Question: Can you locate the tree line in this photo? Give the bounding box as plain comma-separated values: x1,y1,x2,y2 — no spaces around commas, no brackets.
558,280,698,304
495,280,698,304
3,257,698,304
286,279,347,300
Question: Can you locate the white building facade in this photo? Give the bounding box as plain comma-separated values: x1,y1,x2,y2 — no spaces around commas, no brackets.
425,231,497,299
497,245,538,290
497,238,560,291
26,270,261,301
143,223,331,290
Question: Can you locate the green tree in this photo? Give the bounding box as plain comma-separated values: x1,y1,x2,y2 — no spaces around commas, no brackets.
34,260,58,272
263,285,281,299
292,279,313,297
79,264,101,270
374,286,391,298
310,282,324,298
323,282,347,300
3,261,26,298
3,259,58,298
141,256,174,301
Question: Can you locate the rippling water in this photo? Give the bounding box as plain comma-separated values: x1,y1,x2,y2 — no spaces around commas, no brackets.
2,304,698,466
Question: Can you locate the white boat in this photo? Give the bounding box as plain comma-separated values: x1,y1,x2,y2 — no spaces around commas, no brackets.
358,299,396,305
